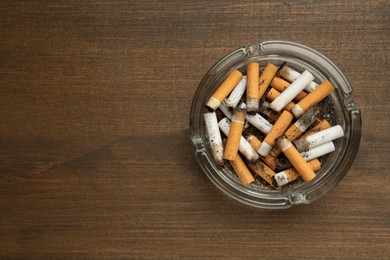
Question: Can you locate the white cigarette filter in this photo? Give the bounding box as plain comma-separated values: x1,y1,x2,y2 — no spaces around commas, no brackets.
225,76,247,108
269,70,315,112
300,142,335,161
279,65,318,92
218,118,259,162
294,125,344,151
218,101,232,120
204,112,224,166
245,113,273,134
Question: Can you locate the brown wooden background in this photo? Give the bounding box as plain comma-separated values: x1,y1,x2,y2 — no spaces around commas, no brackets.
1,0,389,258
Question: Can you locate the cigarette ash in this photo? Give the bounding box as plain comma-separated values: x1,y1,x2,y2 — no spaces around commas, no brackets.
299,106,321,128
317,97,336,126
274,155,292,172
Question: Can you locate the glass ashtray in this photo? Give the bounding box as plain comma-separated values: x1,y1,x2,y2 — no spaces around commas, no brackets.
190,41,361,209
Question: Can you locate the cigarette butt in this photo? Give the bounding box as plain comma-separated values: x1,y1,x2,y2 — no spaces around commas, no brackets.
270,76,307,101
206,70,243,111
248,160,276,187
270,70,314,112
219,118,259,162
266,88,296,112
247,135,284,170
225,76,247,108
301,119,332,139
223,108,246,161
300,142,335,161
204,112,224,166
258,63,279,99
278,65,318,92
276,137,317,182
246,62,260,112
258,110,294,157
294,125,344,152
273,159,321,187
229,153,255,186
291,80,335,118
245,113,273,134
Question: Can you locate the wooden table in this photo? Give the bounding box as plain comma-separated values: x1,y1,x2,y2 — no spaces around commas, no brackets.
1,1,389,258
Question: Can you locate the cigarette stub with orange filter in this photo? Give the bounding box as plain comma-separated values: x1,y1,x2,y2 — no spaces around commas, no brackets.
279,65,318,92
218,118,259,163
276,136,317,182
266,88,296,112
292,80,335,118
270,70,315,112
258,63,279,99
248,160,276,187
258,110,294,157
223,106,246,161
246,135,284,170
229,153,255,186
204,112,224,167
294,125,344,152
246,62,260,113
270,106,321,157
225,76,247,108
270,76,307,101
206,69,243,111
273,159,321,187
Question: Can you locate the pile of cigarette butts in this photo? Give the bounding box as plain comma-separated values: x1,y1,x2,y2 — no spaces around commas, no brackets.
204,63,344,189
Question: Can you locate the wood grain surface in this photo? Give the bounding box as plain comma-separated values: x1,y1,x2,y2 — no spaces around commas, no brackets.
0,0,389,258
